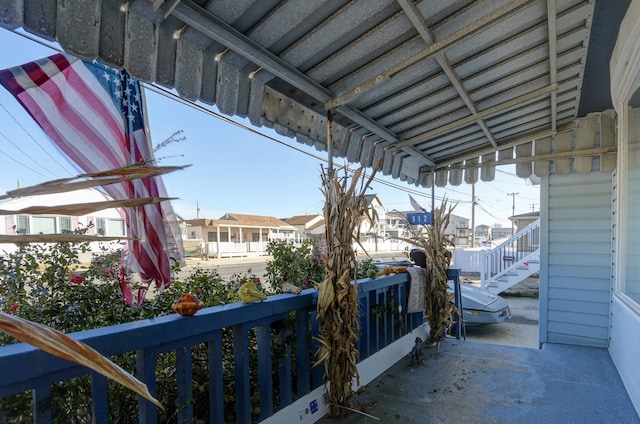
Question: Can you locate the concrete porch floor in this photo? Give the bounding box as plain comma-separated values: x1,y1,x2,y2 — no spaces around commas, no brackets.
319,339,639,424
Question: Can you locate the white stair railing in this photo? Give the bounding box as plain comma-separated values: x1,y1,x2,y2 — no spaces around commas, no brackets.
481,219,540,291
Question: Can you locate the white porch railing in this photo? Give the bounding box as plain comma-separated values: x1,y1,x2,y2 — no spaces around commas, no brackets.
480,219,541,294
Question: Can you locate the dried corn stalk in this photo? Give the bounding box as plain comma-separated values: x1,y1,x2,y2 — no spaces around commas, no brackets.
0,313,162,408
395,198,456,342
315,161,380,417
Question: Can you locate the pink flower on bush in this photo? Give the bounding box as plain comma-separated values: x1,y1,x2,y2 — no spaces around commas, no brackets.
71,274,85,285
105,269,114,277
311,256,318,263
303,279,311,288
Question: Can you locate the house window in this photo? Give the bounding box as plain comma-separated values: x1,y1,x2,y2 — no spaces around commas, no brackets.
207,232,217,242
96,218,125,236
31,216,56,234
623,99,640,303
15,216,73,235
60,217,72,234
16,215,29,234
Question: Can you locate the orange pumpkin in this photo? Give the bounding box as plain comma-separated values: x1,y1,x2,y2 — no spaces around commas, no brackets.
171,294,204,316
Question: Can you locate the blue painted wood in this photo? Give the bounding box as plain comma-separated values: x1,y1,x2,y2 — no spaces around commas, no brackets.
296,309,311,396
207,331,224,423
91,373,108,424
176,346,194,423
257,324,273,420
0,272,425,422
136,350,157,424
33,383,52,424
311,311,324,388
358,294,370,360
368,290,378,355
233,324,251,423
278,343,293,407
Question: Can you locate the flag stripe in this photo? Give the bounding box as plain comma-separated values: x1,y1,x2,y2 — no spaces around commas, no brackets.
409,194,424,212
0,53,179,290
5,61,125,168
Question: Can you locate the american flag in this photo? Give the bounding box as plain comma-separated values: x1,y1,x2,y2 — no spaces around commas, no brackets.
409,194,424,212
0,53,181,305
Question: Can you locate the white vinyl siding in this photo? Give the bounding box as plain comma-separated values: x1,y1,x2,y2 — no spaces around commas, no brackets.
542,172,613,347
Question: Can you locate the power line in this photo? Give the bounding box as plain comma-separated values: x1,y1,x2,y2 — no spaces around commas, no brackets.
0,107,72,177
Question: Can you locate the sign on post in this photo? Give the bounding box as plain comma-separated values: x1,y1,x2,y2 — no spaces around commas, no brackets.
406,212,432,225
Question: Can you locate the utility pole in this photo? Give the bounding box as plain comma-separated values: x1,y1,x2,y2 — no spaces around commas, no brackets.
507,192,519,236
471,183,476,247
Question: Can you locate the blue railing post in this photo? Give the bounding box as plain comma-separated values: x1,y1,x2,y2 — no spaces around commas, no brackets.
91,372,109,424
176,346,194,422
207,331,224,423
257,324,273,420
136,349,158,424
296,309,311,396
232,324,251,423
33,384,52,424
311,311,324,388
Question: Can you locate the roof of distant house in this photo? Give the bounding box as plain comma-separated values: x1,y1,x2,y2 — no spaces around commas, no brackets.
283,214,322,226
510,211,540,220
186,213,294,229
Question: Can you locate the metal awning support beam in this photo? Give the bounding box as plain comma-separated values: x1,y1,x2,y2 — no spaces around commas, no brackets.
392,83,559,150
547,0,558,132
327,0,535,109
397,0,498,148
172,0,436,167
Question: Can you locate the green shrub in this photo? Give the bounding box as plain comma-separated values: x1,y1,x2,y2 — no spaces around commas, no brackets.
264,239,325,291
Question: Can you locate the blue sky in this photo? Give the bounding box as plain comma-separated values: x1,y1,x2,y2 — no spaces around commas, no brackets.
0,28,539,228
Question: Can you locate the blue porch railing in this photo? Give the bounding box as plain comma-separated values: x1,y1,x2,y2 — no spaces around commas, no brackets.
0,272,427,423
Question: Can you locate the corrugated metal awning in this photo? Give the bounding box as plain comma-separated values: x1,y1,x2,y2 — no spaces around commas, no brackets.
0,0,626,187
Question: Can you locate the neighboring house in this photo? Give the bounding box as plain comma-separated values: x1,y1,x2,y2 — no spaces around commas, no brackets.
384,210,410,239
509,211,540,233
282,214,325,242
446,214,470,246
0,188,196,260
359,194,386,239
491,226,513,241
0,188,126,260
475,224,491,243
185,213,296,258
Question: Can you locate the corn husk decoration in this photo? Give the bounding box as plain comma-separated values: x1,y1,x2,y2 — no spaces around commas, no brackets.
394,197,456,343
315,160,380,417
0,312,162,409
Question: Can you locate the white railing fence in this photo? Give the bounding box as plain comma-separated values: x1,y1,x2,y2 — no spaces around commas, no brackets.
480,219,541,288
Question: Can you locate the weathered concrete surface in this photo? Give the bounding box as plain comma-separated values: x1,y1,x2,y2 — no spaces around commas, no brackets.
319,340,639,424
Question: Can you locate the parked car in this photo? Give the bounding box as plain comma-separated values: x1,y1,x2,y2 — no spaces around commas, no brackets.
452,281,511,325
372,258,511,326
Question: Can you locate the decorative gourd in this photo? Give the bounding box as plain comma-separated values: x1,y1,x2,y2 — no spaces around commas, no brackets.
171,294,204,316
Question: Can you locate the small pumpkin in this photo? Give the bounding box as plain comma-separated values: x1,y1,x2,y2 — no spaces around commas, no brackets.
171,294,204,316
